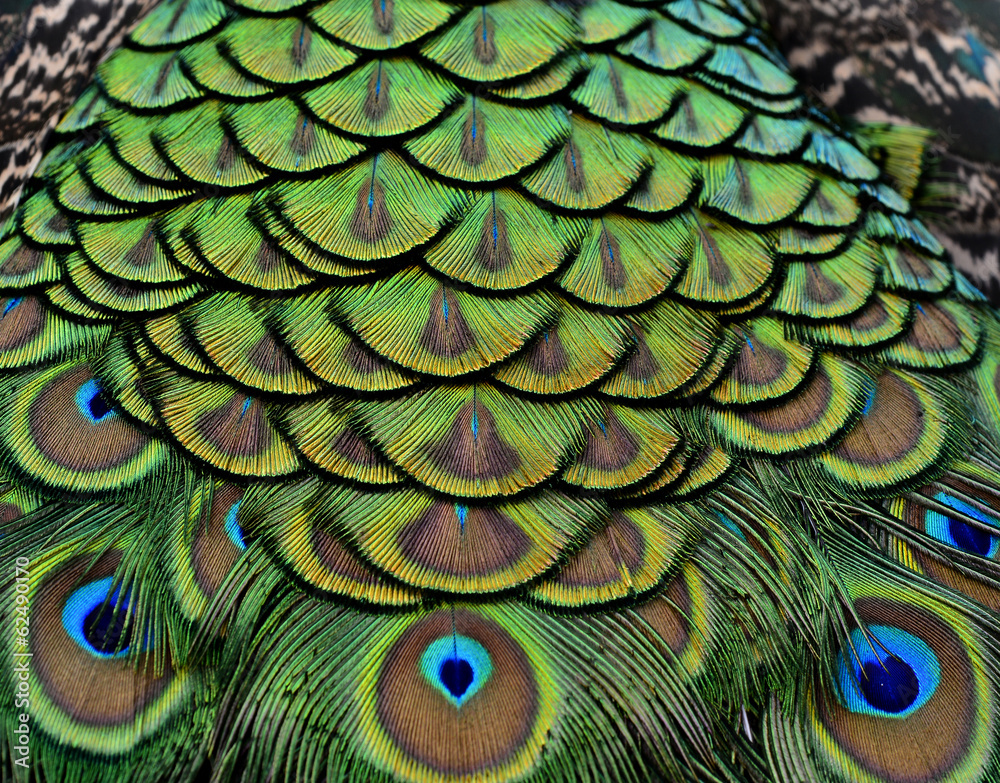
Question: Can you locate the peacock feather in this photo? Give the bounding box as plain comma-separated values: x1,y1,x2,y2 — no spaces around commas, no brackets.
760,0,1000,303
2,1,1000,782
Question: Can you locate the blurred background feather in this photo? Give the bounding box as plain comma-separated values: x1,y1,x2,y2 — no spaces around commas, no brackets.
760,0,1000,301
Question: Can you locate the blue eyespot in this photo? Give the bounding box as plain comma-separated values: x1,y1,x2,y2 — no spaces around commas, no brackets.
421,634,492,708
75,379,115,424
225,500,247,551
836,625,940,717
925,492,999,558
62,577,133,658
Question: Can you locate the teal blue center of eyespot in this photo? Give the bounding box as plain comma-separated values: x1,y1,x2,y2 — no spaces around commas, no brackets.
836,625,940,718
62,577,130,659
75,379,115,424
225,500,247,551
420,634,492,708
925,492,1000,557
